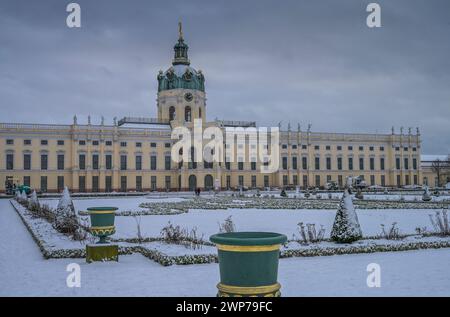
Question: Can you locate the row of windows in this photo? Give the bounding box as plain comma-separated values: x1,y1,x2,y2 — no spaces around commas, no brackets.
280,144,417,152
279,156,418,171
4,139,172,148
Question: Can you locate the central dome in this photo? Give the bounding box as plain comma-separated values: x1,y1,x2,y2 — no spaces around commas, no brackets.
157,23,205,92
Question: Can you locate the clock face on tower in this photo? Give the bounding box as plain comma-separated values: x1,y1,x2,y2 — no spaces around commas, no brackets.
184,92,193,102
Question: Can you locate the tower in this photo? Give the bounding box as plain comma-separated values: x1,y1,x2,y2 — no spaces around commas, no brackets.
157,22,206,126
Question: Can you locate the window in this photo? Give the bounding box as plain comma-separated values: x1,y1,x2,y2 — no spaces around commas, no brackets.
396,175,401,187
151,176,157,191
238,175,244,187
338,175,343,187
337,157,342,170
169,106,176,121
293,175,298,186
315,175,320,187
359,146,364,151
327,175,332,183
283,175,288,186
348,157,353,170
251,175,257,188
165,156,171,170
326,157,331,170
292,157,298,170
292,144,297,149
370,175,375,186
225,161,231,170
337,146,342,151
105,176,112,192
404,158,409,170
136,176,142,192
23,176,30,187
380,146,384,151
381,175,386,187
24,139,31,145
79,140,86,146
150,156,157,170
238,162,244,170
135,156,142,170
57,176,64,192
412,147,417,152
105,154,112,170
41,154,48,170
120,155,127,170
325,145,331,151
370,157,375,170
106,140,112,146
369,146,374,151
151,142,157,148
414,175,418,185
57,140,65,146
359,157,364,170
282,157,288,170
120,176,127,192
40,176,47,193
92,154,99,170
302,157,307,170
6,139,14,145
413,158,417,170
78,154,85,170
380,158,385,170
302,145,307,150
405,175,410,186
165,143,171,148
302,175,308,188
185,106,192,122
120,142,127,147
264,175,269,188
92,176,99,192
404,147,408,151
6,154,14,170
57,154,64,170
41,140,48,146
348,146,353,151
136,142,142,148
314,145,320,150
227,175,231,189
251,162,257,170
92,140,99,146
281,144,287,149
396,158,401,170
24,154,31,170
165,176,171,190
314,157,320,170
79,176,86,192
395,147,400,151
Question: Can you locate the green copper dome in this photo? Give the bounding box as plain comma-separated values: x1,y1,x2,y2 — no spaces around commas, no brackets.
157,23,205,92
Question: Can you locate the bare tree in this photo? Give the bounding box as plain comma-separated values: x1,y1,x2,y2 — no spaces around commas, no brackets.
432,157,450,187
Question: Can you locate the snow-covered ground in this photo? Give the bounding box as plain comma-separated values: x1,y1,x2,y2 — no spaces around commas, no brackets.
38,196,443,239
0,199,449,296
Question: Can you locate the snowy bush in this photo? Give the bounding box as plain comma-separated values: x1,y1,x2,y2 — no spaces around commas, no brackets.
28,190,40,212
422,187,432,202
280,189,287,197
379,223,401,240
219,216,236,233
330,181,363,243
160,221,205,249
133,215,143,244
296,222,325,244
428,210,449,236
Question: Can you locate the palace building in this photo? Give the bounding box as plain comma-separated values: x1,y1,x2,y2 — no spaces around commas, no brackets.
0,24,424,193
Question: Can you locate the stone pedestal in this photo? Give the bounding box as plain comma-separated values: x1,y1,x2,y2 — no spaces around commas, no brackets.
86,244,119,263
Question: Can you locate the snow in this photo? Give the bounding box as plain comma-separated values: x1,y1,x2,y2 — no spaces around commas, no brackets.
0,199,449,296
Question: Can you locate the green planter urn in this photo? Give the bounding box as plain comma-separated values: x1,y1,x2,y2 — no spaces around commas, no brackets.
210,232,287,297
87,207,118,244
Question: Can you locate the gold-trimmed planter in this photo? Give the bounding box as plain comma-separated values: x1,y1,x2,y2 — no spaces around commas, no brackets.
210,232,287,297
87,207,117,244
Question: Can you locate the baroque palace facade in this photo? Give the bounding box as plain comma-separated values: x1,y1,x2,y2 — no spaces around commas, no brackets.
0,25,424,193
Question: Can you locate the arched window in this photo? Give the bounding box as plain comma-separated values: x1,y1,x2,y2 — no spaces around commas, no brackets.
185,106,192,122
169,106,176,121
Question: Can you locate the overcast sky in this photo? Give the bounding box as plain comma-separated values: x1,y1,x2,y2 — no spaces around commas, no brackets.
0,0,449,154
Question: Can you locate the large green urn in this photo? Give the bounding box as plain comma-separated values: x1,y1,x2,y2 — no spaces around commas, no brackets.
87,207,117,244
210,232,287,297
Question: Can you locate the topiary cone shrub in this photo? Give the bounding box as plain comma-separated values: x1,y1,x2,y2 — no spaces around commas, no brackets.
331,180,363,243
